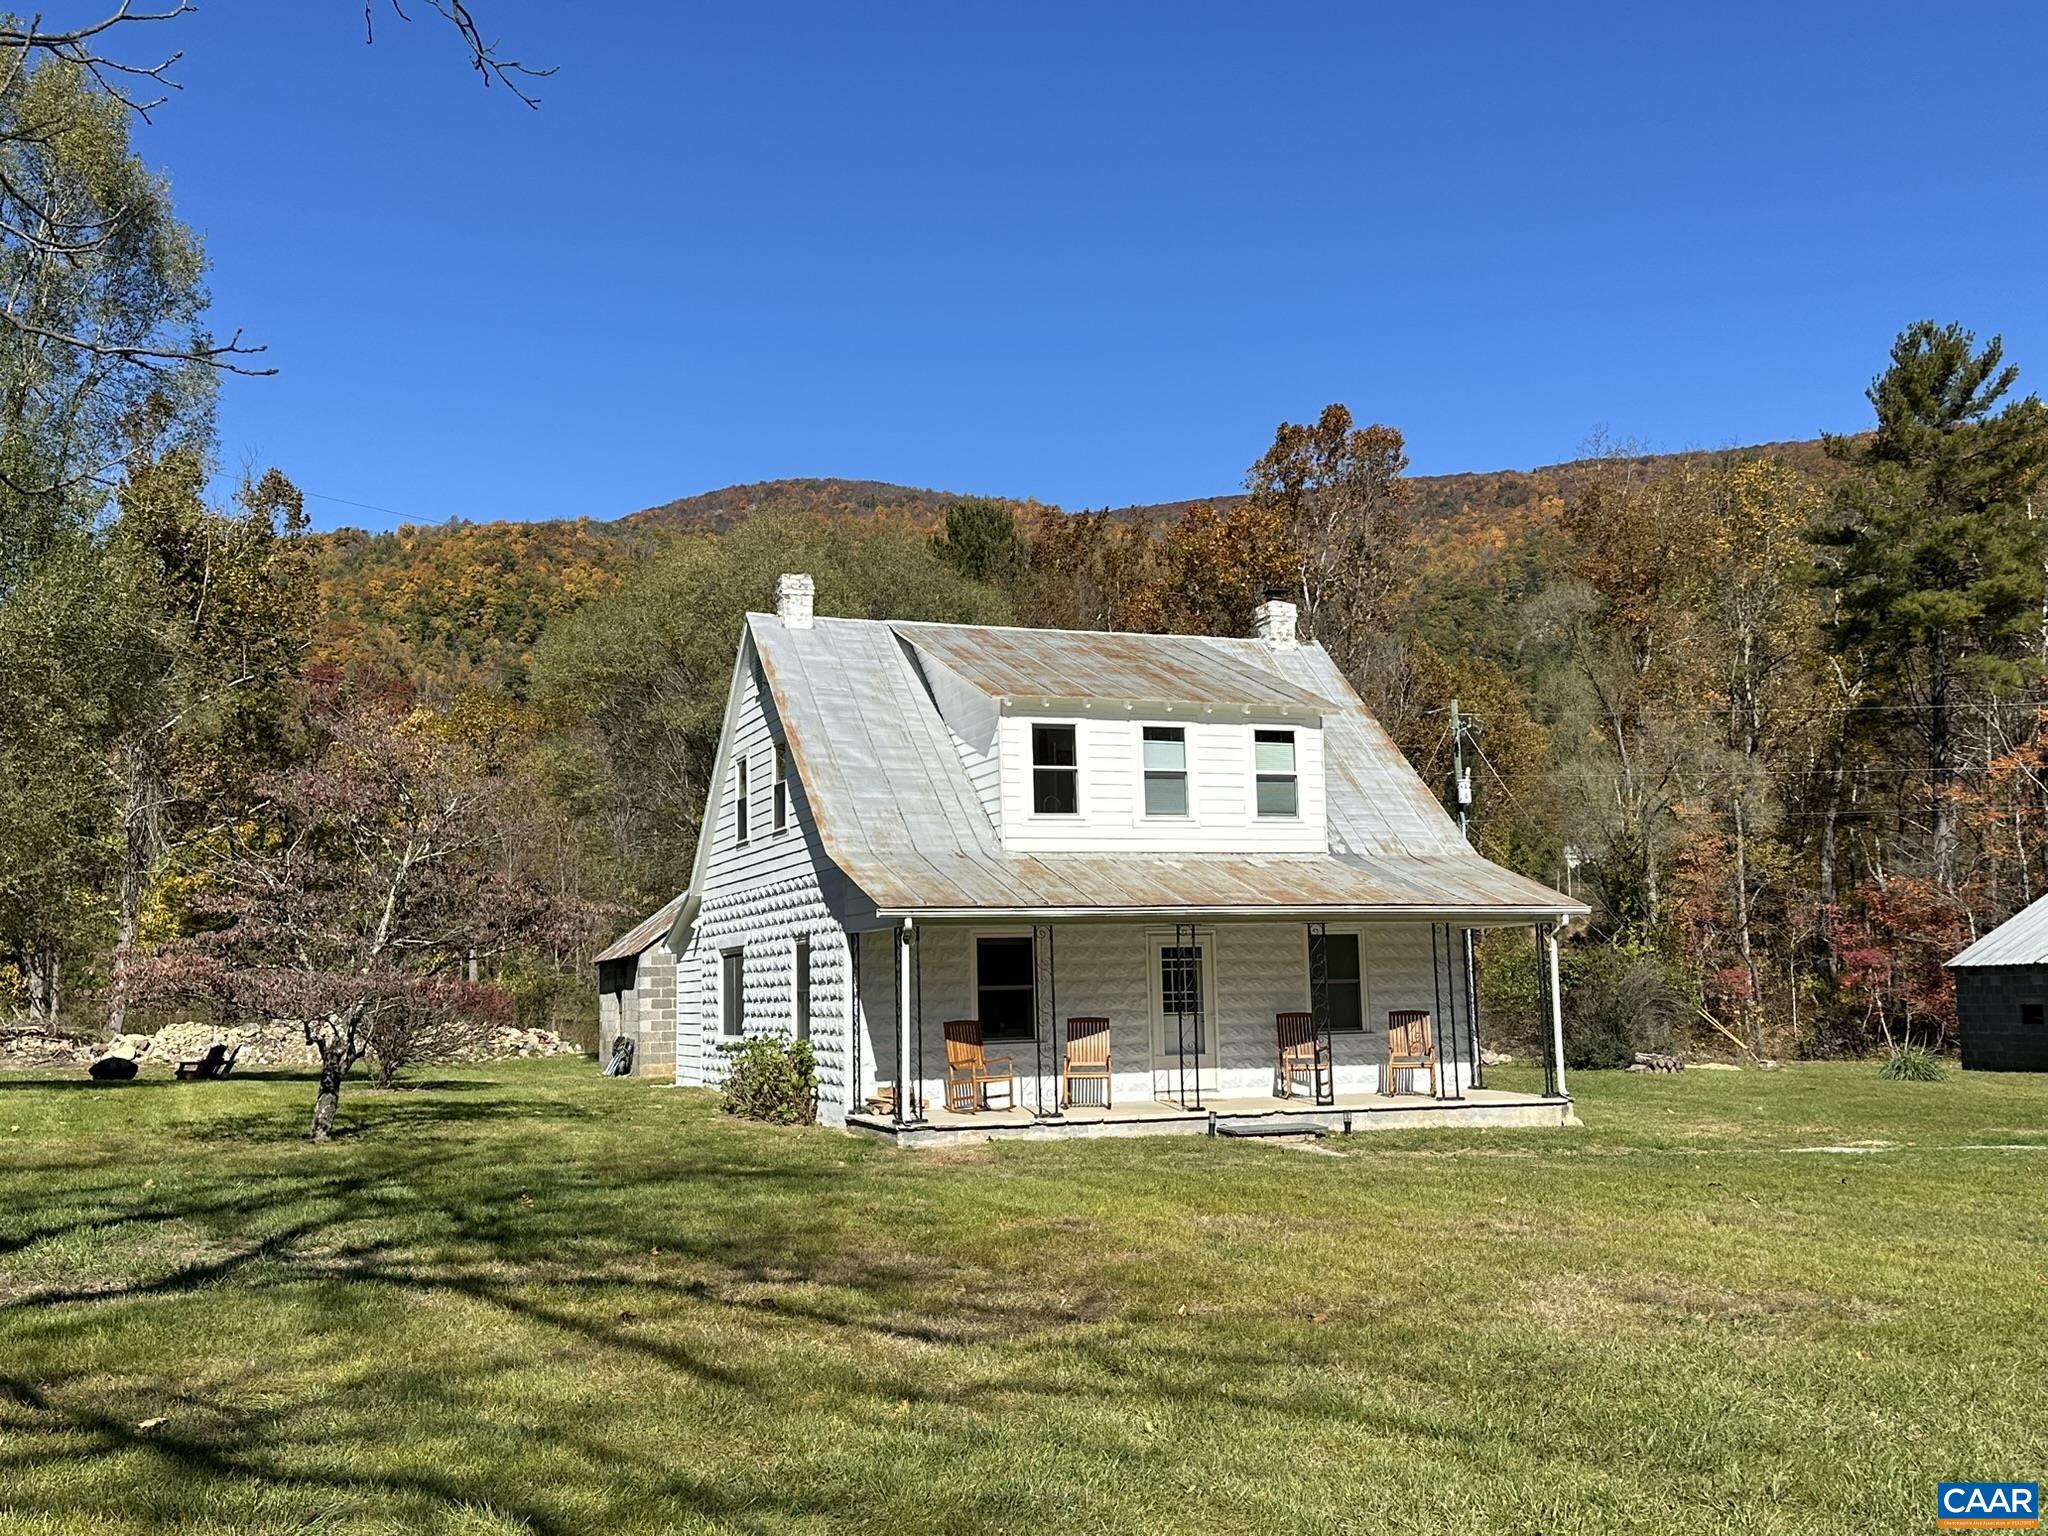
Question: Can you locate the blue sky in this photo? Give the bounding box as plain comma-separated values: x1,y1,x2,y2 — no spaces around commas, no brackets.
144,2,2047,532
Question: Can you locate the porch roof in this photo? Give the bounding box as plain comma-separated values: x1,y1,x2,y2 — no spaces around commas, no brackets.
749,612,1586,925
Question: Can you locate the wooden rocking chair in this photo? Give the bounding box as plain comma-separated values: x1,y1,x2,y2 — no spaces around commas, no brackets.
1385,1009,1440,1098
1275,1011,1331,1100
942,1020,1015,1114
1062,1016,1112,1109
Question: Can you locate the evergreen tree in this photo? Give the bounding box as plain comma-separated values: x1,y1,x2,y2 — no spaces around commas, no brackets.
1822,322,2048,889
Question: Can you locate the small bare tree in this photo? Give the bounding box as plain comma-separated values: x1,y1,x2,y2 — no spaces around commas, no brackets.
134,683,556,1140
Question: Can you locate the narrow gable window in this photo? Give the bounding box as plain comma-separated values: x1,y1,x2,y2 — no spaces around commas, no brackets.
1032,724,1078,815
1142,726,1188,817
976,935,1036,1040
1255,729,1298,817
773,743,789,834
735,755,750,845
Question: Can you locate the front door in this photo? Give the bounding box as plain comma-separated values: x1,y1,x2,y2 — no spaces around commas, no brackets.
1150,933,1218,1099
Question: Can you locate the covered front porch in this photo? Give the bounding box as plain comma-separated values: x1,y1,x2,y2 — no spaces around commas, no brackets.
842,911,1570,1143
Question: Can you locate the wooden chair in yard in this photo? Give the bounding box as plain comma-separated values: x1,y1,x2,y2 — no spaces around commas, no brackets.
175,1043,228,1081
1061,1016,1112,1109
1385,1010,1439,1098
1274,1012,1331,1101
942,1020,1015,1114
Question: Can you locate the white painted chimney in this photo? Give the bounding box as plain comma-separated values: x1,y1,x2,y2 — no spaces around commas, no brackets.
775,572,815,630
1252,588,1298,650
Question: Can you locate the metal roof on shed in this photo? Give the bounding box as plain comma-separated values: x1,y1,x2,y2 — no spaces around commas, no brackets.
1949,893,2048,967
747,612,1583,922
593,892,687,964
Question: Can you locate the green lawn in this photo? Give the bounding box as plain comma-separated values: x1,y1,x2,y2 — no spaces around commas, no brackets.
0,1061,2043,1535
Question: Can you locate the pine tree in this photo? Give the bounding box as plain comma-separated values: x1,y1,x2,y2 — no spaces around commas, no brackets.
1823,322,2048,889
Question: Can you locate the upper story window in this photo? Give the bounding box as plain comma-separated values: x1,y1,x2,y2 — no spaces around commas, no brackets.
1255,729,1298,818
773,743,789,834
735,755,750,845
1032,724,1078,815
1142,726,1188,817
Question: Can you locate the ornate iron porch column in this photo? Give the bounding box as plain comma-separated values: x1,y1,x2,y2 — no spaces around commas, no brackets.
1033,922,1061,1120
1307,920,1334,1107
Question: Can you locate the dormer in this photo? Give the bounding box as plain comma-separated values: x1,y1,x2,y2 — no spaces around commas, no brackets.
895,614,1331,856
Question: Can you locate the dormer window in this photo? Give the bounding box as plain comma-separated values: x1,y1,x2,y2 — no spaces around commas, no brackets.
1032,724,1078,815
1142,726,1188,817
1255,729,1298,817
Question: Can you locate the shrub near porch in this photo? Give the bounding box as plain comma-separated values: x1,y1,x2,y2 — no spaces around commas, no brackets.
0,1060,2042,1534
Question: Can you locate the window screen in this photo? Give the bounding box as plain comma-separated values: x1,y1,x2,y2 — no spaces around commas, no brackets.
1143,726,1188,816
1255,729,1298,817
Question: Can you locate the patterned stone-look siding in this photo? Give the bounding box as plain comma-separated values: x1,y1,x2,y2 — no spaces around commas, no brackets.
680,645,852,1123
855,920,1480,1111
1956,966,2048,1072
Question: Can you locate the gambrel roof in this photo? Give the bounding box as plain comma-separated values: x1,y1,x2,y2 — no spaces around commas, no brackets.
740,613,1583,925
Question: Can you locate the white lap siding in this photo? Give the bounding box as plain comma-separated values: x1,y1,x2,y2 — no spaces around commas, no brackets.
689,649,853,1123
901,920,1478,1109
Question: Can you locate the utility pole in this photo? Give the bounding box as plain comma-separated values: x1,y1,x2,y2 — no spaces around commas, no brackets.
1449,698,1474,839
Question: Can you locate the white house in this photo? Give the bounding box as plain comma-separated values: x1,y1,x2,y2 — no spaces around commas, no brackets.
638,574,1586,1144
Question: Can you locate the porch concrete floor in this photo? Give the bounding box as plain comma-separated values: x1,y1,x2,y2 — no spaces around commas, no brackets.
846,1086,1576,1146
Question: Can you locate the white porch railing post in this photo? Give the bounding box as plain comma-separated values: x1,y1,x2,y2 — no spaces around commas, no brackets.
897,920,916,1123
1545,920,1568,1101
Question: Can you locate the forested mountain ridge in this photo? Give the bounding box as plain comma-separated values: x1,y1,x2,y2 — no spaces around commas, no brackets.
314,436,1849,691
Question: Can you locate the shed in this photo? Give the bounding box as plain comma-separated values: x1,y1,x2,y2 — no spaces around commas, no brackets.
593,893,687,1076
1947,895,2048,1071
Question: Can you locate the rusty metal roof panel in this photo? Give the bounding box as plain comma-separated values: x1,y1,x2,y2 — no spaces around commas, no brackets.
748,613,1585,922
893,620,1331,712
592,892,687,964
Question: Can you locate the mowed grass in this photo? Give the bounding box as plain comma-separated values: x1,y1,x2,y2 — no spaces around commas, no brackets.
0,1061,2043,1535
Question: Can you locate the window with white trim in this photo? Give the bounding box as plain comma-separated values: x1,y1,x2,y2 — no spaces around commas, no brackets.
793,937,810,1041
1324,932,1363,1032
975,935,1036,1041
1255,729,1298,818
1032,724,1078,815
721,949,745,1037
773,743,789,834
1142,726,1188,817
735,755,750,845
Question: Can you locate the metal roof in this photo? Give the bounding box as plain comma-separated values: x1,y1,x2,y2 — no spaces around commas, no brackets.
1949,893,2048,967
593,892,687,964
895,621,1330,713
747,613,1584,923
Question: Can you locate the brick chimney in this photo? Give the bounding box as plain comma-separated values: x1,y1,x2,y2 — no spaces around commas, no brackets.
776,573,815,630
1252,586,1297,650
